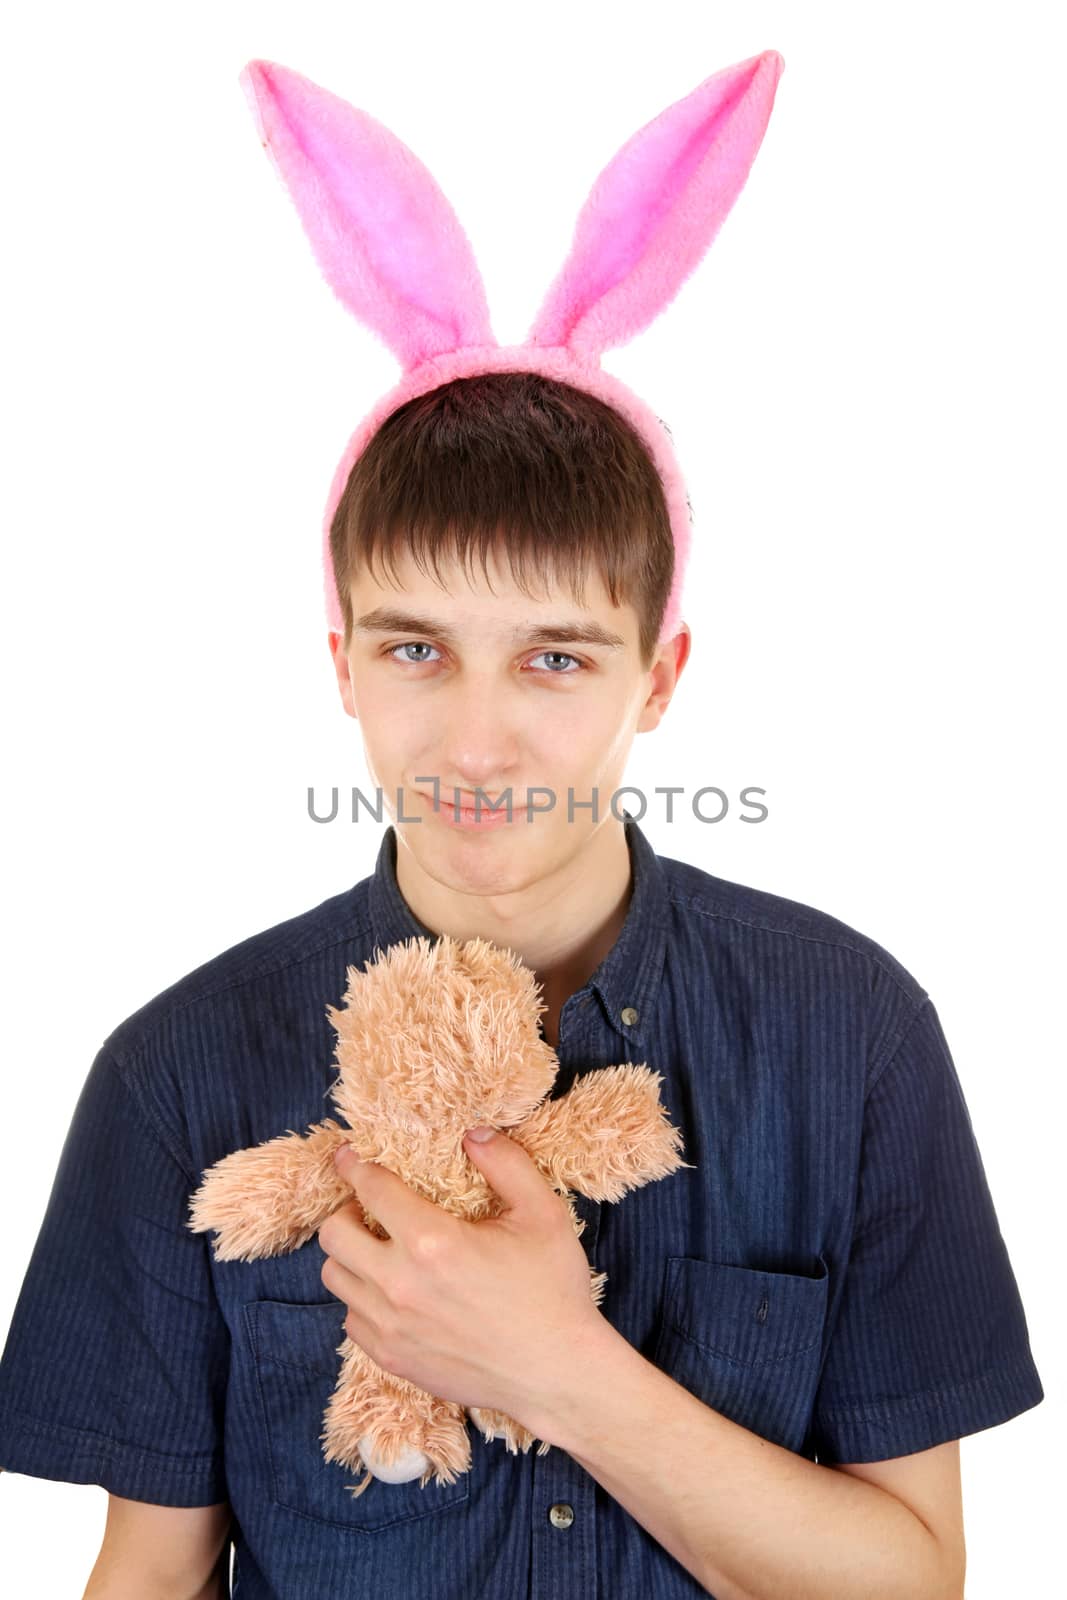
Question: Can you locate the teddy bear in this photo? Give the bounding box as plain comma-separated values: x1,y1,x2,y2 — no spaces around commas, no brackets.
187,933,690,1499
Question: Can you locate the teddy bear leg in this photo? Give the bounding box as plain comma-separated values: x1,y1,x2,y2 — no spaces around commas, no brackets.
323,1338,473,1495
467,1407,541,1455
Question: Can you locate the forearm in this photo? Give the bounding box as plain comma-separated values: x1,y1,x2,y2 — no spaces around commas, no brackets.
84,1558,229,1600
523,1318,956,1600
83,1517,231,1600
84,1556,229,1600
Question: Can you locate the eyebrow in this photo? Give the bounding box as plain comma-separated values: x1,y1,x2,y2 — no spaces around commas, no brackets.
351,607,628,651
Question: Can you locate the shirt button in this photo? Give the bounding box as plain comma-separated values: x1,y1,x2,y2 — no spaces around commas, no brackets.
548,1502,575,1529
621,1006,639,1026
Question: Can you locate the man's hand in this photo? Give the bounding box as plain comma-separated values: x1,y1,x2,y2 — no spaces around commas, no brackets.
316,1128,605,1429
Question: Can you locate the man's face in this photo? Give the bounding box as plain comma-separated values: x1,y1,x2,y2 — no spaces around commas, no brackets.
329,543,689,898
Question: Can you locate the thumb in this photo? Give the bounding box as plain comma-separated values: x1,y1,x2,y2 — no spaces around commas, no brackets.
463,1127,551,1217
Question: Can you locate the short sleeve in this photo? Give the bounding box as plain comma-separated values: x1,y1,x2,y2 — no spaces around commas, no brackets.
809,997,1044,1463
0,1045,230,1505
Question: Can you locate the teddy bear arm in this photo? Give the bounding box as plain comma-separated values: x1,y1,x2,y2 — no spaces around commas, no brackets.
186,1117,357,1262
513,1064,692,1203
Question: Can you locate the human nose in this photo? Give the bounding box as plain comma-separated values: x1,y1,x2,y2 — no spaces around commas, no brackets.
435,671,521,790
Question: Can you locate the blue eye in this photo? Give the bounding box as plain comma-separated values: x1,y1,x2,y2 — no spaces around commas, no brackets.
530,651,581,674
388,642,442,664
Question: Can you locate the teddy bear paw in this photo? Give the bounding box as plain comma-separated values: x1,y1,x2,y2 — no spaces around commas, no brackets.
357,1433,431,1485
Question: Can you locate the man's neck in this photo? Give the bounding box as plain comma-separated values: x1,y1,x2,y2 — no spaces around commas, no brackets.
393,822,634,1047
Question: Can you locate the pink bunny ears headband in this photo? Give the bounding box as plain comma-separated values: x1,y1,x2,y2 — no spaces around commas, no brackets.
239,50,785,646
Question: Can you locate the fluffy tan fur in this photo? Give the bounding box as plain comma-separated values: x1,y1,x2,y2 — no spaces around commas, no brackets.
187,934,689,1498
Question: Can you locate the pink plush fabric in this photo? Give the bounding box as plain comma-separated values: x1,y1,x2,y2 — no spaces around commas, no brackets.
239,50,785,646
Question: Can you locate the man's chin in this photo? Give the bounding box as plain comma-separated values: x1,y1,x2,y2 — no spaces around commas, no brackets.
397,812,553,896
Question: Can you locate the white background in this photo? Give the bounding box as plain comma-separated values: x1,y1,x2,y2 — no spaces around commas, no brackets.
1,1,1061,1592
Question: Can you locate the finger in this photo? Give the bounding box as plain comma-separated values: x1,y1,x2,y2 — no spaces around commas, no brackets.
319,1252,395,1367
320,1249,368,1308
463,1128,561,1225
337,1152,443,1244
317,1199,383,1275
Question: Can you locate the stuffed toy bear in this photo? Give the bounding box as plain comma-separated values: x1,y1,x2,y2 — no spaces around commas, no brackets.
187,934,689,1498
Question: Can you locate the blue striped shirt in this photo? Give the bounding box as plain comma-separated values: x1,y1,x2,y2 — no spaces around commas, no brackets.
0,816,1043,1596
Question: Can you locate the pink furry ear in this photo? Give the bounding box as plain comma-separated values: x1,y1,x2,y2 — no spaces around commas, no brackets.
526,50,785,359
239,59,497,368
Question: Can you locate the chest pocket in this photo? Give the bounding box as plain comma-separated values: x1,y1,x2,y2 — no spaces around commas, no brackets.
245,1299,471,1534
652,1255,829,1455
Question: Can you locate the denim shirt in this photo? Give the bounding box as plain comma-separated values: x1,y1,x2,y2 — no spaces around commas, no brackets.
0,816,1044,1597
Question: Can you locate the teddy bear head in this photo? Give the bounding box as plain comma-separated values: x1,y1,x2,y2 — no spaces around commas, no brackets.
325,934,559,1155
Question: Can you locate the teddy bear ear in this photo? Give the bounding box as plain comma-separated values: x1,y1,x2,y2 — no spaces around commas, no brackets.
525,49,784,360
239,59,497,371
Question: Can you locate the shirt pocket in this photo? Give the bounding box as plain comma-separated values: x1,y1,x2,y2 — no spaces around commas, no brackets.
244,1299,471,1534
651,1255,830,1454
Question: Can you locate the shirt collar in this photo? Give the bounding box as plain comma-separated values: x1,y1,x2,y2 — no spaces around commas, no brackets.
367,812,668,1045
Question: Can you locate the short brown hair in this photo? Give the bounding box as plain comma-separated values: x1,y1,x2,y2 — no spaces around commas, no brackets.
328,371,675,669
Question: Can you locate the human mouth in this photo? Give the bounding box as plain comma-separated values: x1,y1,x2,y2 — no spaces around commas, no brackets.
415,790,516,830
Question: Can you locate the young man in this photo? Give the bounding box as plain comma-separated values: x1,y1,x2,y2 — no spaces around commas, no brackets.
0,372,1045,1598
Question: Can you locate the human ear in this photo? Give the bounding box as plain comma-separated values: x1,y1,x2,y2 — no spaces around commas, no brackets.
637,625,691,732
328,630,359,722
